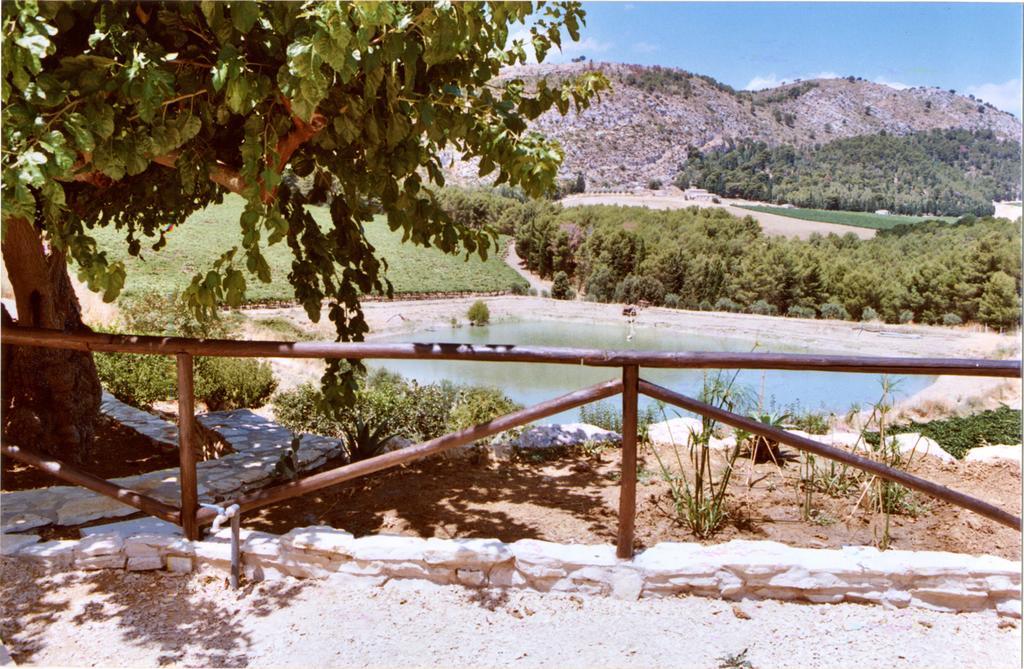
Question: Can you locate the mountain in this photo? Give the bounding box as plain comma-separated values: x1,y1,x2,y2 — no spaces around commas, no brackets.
447,62,1023,191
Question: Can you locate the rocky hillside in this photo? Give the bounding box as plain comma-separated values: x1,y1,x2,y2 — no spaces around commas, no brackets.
447,62,1023,191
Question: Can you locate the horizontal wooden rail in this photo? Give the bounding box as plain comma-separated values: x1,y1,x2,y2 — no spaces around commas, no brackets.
638,379,1022,531
2,326,1020,377
196,377,624,525
1,443,181,525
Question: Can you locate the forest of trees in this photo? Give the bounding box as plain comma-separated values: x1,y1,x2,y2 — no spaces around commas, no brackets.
677,129,1022,216
512,203,1022,328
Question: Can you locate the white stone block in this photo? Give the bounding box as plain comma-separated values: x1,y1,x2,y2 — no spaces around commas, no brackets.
282,526,355,555
127,556,165,571
57,495,136,526
77,554,126,570
610,570,644,601
18,540,76,568
167,556,193,573
75,533,124,557
422,537,513,568
456,569,487,587
489,565,527,588
965,445,1021,465
996,599,1022,619
348,534,429,562
891,433,955,463
646,417,703,446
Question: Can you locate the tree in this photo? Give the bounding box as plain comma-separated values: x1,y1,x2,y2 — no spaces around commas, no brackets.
978,272,1021,330
1,1,608,458
550,271,572,299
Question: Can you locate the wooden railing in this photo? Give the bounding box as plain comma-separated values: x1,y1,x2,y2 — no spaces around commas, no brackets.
2,325,1020,558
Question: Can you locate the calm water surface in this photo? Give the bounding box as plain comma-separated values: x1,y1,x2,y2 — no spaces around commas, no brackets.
368,320,934,423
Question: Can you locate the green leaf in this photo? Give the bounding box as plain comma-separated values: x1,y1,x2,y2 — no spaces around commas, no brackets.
230,2,260,33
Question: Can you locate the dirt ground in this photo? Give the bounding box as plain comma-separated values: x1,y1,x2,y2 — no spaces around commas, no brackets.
1,558,1019,669
239,439,1022,561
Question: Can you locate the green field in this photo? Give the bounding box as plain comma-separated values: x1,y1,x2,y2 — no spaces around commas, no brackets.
737,205,958,231
89,196,525,303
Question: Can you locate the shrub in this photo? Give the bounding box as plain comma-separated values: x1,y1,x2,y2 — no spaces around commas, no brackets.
713,297,741,313
579,402,623,433
195,357,278,411
448,386,523,445
647,178,663,190
509,282,528,296
663,293,681,309
95,353,176,408
527,288,538,296
541,290,550,298
787,305,816,319
819,302,851,321
467,300,490,325
95,291,276,410
898,309,914,324
941,312,963,326
861,306,879,322
748,299,777,316
697,300,713,311
551,271,573,300
584,266,617,303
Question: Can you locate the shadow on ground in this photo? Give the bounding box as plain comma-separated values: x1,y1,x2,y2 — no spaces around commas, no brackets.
0,558,308,667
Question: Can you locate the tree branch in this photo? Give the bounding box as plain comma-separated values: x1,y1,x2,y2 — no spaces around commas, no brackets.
57,101,326,203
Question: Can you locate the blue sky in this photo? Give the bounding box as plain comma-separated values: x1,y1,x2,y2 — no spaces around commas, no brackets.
539,2,1023,116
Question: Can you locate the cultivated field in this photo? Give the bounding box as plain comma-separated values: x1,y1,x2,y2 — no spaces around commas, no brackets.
736,205,959,231
87,195,525,303
560,193,877,239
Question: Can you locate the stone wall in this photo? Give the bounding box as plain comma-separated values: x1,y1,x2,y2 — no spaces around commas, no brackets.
3,529,1019,618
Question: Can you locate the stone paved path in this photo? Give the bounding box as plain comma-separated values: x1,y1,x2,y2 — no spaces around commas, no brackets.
1,405,345,534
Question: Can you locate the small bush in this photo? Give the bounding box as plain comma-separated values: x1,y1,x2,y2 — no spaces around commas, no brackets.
551,271,573,300
527,288,538,296
713,297,741,313
541,290,550,298
697,300,713,311
467,300,490,325
647,178,663,190
448,386,523,445
898,309,914,324
861,306,879,322
95,353,176,408
509,282,528,296
819,302,851,321
941,312,963,326
195,357,277,411
663,293,681,309
787,305,816,319
748,299,777,316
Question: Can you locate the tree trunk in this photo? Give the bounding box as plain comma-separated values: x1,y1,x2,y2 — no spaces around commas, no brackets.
2,216,101,463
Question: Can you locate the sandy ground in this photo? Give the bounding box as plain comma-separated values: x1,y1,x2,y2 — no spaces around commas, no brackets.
1,559,1020,669
503,241,551,293
560,193,876,239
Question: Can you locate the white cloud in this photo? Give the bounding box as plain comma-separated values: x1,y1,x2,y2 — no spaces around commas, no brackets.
966,78,1023,117
558,37,613,57
632,41,659,54
874,76,912,90
743,72,839,91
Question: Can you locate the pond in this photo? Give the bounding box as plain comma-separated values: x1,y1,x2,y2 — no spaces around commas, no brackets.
367,320,936,424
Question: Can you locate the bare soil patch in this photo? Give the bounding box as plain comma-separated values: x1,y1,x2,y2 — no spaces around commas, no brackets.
242,441,1021,560
3,558,1019,669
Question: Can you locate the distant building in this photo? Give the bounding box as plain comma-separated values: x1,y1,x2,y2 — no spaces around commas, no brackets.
684,188,715,202
875,209,890,215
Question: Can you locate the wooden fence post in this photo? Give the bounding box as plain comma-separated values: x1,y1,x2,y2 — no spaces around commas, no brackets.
616,365,639,558
176,353,199,540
